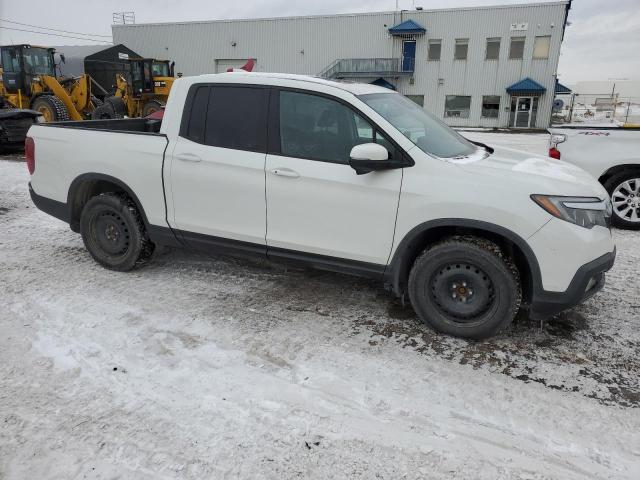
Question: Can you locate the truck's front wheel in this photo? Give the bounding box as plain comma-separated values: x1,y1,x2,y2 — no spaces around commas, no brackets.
80,193,154,271
408,237,521,339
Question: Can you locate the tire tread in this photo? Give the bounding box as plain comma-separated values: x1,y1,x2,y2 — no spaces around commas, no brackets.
80,193,153,271
408,235,521,339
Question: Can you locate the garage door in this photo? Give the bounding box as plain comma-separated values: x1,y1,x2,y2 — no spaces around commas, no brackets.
215,59,257,73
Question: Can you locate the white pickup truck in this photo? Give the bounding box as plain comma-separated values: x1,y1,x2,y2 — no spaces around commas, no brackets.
548,126,640,229
27,72,615,339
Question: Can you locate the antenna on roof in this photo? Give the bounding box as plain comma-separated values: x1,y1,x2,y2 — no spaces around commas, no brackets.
113,12,135,25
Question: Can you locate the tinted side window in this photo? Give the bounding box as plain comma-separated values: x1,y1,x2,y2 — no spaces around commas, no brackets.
205,86,268,152
351,110,395,159
184,86,209,143
374,130,396,160
280,90,379,164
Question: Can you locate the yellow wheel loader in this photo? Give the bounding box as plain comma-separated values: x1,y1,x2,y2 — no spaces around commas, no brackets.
0,44,98,123
94,58,175,119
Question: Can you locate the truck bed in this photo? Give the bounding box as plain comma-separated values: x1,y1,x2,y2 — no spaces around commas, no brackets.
548,125,640,180
28,119,169,229
43,118,163,135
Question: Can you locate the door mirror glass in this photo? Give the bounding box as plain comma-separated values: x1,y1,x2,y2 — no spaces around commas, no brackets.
349,143,395,175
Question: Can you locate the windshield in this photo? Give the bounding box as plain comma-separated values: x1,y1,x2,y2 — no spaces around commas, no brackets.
359,93,477,158
22,48,55,76
152,61,170,77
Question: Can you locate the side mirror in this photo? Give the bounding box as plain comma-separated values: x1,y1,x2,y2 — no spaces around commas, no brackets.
349,143,392,175
60,54,66,64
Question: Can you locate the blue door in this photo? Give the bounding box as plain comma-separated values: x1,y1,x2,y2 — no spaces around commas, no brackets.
402,40,416,72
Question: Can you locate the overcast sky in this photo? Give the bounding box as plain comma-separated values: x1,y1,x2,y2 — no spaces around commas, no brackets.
1,0,638,84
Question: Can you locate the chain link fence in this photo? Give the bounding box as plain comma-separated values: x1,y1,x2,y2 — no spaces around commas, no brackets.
551,93,640,126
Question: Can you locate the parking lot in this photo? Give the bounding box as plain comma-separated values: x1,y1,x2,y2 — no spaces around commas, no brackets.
1,132,639,479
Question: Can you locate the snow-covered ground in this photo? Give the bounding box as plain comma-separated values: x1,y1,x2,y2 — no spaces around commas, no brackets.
1,134,639,479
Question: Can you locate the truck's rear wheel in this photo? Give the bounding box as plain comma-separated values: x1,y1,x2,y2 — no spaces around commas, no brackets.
604,170,640,230
408,237,521,339
80,193,154,271
31,96,70,122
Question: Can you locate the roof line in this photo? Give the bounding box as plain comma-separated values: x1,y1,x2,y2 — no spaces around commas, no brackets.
111,1,570,29
203,71,386,95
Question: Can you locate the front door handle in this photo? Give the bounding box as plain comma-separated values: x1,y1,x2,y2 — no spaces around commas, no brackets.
269,168,299,178
176,153,202,162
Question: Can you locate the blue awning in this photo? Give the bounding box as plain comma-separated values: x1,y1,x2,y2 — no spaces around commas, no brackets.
506,77,547,95
555,80,572,94
370,78,396,90
388,19,426,35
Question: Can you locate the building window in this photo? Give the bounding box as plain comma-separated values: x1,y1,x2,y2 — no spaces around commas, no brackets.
481,96,501,118
485,38,500,60
454,39,468,60
444,95,471,118
509,36,525,59
533,35,551,59
428,39,441,61
405,95,424,107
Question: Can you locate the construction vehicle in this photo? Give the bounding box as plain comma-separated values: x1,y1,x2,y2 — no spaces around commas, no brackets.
92,58,176,119
0,44,99,123
0,101,40,151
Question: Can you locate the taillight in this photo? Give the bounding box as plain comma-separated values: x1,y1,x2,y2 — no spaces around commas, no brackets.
549,146,561,160
25,137,35,174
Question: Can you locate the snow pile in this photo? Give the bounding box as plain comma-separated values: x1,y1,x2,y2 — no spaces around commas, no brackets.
1,137,639,479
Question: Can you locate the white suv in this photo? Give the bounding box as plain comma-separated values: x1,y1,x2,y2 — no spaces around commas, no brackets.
27,72,616,338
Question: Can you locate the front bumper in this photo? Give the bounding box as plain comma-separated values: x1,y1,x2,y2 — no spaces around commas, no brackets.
529,248,616,319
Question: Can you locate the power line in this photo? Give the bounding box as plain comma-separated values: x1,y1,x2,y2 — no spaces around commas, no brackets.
0,26,112,43
0,18,112,38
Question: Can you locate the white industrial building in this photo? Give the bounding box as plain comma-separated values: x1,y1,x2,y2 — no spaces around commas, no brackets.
112,1,571,129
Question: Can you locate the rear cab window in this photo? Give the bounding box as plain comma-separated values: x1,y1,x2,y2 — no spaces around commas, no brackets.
180,84,269,152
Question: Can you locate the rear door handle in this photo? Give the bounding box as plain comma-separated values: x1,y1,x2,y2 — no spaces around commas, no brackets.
176,153,202,162
269,168,299,178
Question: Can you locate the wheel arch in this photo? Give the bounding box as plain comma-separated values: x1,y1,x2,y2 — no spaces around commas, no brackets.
385,219,542,304
598,164,640,186
67,173,150,233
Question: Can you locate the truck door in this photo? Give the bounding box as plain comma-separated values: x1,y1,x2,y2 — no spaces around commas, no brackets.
264,89,402,266
167,84,269,253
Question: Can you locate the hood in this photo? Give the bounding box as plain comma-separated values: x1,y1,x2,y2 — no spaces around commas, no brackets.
457,145,608,198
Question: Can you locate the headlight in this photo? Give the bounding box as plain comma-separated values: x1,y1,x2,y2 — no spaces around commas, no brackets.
531,195,612,229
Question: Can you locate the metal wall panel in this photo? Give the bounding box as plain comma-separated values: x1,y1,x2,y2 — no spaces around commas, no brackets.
113,2,568,128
